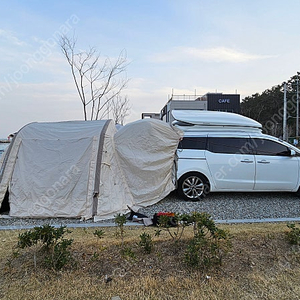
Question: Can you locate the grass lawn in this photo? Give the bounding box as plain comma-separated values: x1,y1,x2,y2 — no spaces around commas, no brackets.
1,222,300,300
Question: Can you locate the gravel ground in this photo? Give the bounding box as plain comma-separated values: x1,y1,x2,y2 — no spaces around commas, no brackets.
1,191,300,229
139,191,300,221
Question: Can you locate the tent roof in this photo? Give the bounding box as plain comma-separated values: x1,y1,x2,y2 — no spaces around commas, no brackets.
0,119,183,220
15,120,110,140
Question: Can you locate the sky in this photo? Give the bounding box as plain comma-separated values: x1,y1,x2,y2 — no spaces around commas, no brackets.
1,0,300,137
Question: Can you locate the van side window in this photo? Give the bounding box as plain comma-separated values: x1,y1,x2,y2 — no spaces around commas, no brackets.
179,137,207,150
252,139,291,156
207,137,252,154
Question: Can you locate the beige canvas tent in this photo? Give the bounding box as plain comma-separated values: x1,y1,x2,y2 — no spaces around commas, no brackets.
0,119,182,220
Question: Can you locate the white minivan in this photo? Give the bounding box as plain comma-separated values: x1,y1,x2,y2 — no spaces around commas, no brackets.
173,110,300,201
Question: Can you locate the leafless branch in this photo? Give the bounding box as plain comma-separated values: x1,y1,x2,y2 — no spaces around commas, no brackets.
59,35,130,122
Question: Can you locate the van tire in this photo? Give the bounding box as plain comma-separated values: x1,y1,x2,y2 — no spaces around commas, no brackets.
178,172,210,201
295,186,300,197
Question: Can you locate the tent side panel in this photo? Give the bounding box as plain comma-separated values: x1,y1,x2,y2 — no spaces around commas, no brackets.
94,122,134,221
114,119,183,209
92,120,112,215
84,136,101,219
9,138,95,218
0,137,22,207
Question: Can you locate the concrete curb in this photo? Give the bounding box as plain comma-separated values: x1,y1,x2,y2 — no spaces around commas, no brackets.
1,217,300,231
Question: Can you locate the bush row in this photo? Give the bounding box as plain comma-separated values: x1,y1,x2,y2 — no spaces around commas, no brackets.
10,212,300,272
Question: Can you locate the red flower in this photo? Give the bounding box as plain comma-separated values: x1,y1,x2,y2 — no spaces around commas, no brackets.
157,212,175,217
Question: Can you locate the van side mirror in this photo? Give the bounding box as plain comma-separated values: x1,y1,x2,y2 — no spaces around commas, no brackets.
290,149,296,156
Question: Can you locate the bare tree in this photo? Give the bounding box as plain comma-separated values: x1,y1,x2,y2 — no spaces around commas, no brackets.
111,95,131,125
59,35,130,122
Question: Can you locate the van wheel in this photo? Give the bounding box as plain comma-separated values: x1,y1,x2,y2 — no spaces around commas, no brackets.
295,186,300,197
178,173,210,201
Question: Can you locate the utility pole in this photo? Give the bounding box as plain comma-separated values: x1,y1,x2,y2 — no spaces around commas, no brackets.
283,82,287,141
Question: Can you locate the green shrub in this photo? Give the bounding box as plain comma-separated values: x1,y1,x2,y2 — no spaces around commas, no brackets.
157,213,192,243
139,232,153,254
115,214,127,249
185,212,231,270
114,213,127,249
121,246,136,260
286,223,300,245
93,229,105,240
17,224,73,270
45,238,74,270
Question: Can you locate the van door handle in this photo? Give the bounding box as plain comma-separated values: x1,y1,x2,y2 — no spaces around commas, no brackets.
240,159,253,163
257,160,270,164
